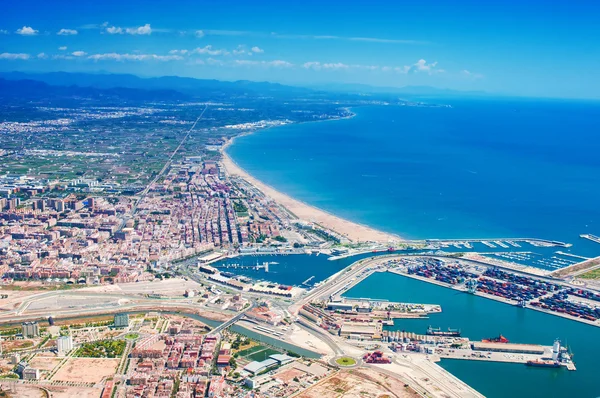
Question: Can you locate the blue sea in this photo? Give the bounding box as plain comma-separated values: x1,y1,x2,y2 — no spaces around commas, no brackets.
227,98,600,257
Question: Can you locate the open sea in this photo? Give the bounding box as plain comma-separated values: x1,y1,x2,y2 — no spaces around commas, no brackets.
227,98,600,257
226,97,600,397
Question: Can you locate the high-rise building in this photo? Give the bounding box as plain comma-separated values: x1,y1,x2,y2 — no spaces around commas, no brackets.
114,313,129,328
56,335,73,355
21,321,39,338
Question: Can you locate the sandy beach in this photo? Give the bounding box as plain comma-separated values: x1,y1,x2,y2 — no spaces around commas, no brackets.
221,136,401,243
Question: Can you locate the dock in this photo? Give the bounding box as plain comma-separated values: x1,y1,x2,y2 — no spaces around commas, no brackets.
555,251,589,261
580,234,600,245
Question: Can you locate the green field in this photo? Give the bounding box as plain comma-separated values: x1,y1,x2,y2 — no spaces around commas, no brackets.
124,333,139,340
579,268,600,280
236,345,266,357
246,348,280,362
335,357,357,366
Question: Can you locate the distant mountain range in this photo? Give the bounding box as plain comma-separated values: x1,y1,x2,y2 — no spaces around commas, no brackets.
0,71,315,99
0,71,486,100
0,77,190,103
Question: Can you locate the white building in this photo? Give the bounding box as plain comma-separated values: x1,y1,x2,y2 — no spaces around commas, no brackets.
57,335,73,355
23,367,40,380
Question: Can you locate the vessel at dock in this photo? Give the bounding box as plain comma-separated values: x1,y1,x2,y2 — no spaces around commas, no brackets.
482,334,509,343
427,326,461,337
526,359,560,368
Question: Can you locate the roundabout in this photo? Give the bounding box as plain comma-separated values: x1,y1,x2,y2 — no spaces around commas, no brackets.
332,355,360,368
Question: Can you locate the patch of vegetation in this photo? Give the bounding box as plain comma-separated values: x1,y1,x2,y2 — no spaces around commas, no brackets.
335,357,357,366
579,268,600,280
273,235,288,243
124,333,139,340
75,339,126,358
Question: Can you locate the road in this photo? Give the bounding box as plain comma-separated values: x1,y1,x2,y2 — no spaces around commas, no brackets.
119,105,208,231
210,300,256,335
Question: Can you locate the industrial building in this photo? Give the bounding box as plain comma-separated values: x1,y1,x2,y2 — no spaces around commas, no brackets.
243,358,278,375
326,302,354,312
340,323,380,340
472,342,545,355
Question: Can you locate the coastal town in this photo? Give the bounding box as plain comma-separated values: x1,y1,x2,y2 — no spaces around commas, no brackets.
1,92,600,398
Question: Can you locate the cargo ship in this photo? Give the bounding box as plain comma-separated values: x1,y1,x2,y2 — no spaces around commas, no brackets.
426,326,461,337
482,334,509,343
526,359,561,368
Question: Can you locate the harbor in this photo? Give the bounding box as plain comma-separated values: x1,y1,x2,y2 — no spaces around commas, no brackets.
344,269,600,398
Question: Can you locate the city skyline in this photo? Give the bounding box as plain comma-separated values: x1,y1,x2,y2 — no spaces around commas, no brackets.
1,0,600,99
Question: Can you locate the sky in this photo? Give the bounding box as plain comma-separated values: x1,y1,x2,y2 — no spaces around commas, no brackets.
1,0,599,99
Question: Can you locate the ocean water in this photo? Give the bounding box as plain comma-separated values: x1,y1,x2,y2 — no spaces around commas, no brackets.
345,272,600,398
227,98,600,257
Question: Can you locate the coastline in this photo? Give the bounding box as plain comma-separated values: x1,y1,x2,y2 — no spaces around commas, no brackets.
220,117,402,243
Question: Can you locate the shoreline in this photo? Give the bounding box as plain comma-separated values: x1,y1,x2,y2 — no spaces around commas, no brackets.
220,114,402,243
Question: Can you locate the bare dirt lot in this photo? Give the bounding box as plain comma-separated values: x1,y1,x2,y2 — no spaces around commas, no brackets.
28,354,62,371
297,369,418,398
51,357,119,383
46,385,104,398
274,368,306,384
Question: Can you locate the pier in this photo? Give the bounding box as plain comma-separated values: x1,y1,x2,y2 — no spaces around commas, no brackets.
580,234,600,245
555,251,589,261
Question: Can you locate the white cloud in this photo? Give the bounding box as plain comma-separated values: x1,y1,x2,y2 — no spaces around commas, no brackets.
58,46,67,51
0,53,30,60
16,26,38,36
106,26,123,34
57,28,78,35
72,51,87,57
126,24,152,35
195,30,205,38
169,49,188,55
87,52,183,61
37,52,48,59
192,45,227,56
232,45,246,55
52,54,74,60
251,46,264,54
234,59,293,68
323,62,349,70
395,66,411,74
303,61,322,70
412,59,443,74
303,62,350,70
269,60,292,67
0,29,8,35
